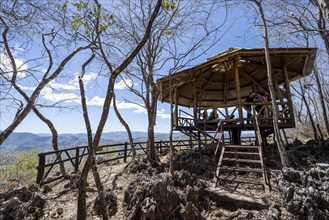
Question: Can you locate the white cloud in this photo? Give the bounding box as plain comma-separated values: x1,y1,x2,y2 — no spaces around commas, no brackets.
157,108,171,119
86,96,105,106
48,80,79,90
115,100,146,113
71,72,98,85
114,79,133,90
42,72,98,92
43,92,80,103
18,85,35,91
0,53,28,78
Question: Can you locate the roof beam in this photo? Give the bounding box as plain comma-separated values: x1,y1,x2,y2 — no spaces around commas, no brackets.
240,71,269,95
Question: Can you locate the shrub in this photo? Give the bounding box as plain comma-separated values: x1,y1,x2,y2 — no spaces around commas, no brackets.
0,147,39,184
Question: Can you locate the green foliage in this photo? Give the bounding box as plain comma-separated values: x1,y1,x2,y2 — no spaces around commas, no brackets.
163,0,178,11
0,147,39,184
61,0,114,38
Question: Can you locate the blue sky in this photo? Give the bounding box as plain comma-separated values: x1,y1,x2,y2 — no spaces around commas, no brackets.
0,6,257,135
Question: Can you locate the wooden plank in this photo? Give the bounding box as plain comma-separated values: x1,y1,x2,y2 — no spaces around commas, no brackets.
217,176,264,185
225,145,260,149
224,68,229,105
283,60,295,127
222,158,262,163
225,151,259,155
193,79,197,120
220,166,263,173
234,57,243,122
36,154,46,185
174,87,178,127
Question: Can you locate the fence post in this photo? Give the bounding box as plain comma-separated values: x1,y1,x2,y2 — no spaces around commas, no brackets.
36,153,46,185
124,142,128,162
75,148,80,172
159,140,162,154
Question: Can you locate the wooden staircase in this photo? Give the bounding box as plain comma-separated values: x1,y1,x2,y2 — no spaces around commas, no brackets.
176,116,223,149
214,116,270,193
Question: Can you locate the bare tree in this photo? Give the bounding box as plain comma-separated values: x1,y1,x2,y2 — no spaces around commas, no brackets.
314,67,329,135
313,0,329,24
0,1,92,145
292,82,319,140
249,0,290,168
115,0,228,162
76,0,163,219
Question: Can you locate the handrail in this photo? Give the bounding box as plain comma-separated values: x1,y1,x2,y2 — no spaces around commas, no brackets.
179,109,193,118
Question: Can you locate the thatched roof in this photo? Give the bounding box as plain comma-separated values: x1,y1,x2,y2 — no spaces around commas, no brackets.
157,47,317,108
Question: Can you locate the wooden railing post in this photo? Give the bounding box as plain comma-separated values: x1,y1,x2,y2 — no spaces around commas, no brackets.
36,153,46,185
75,148,80,172
124,142,128,162
159,140,162,154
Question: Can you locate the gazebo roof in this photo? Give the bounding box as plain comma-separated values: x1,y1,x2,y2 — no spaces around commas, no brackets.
157,47,317,108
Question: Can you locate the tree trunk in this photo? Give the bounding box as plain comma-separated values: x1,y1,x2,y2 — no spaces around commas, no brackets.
252,0,290,168
77,158,90,220
147,122,157,161
113,94,136,156
299,80,318,140
0,31,89,145
314,66,329,136
92,0,163,148
169,77,174,175
315,0,329,24
77,56,109,220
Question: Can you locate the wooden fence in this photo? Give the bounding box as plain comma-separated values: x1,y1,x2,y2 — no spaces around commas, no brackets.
36,139,198,185
36,136,255,185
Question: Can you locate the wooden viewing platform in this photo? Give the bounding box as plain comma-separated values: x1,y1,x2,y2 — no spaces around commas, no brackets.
157,47,317,145
157,47,317,192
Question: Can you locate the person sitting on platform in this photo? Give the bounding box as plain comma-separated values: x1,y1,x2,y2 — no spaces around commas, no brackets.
209,108,218,120
255,93,265,115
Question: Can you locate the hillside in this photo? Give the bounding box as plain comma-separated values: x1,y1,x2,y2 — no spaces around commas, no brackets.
0,138,328,219
0,132,186,153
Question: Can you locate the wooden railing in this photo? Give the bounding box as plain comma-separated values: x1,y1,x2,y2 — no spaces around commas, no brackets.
243,101,293,125
36,139,198,185
177,101,293,128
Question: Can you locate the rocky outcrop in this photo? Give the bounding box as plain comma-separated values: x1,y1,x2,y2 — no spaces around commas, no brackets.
93,189,118,216
0,186,46,219
124,173,180,220
173,150,217,178
278,167,329,219
202,187,272,210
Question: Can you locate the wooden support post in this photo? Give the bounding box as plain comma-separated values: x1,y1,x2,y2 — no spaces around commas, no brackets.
174,87,179,127
225,107,229,119
193,79,197,121
234,58,243,123
124,142,128,162
75,148,80,172
273,76,287,118
283,63,294,126
36,153,46,185
224,70,229,106
198,131,201,150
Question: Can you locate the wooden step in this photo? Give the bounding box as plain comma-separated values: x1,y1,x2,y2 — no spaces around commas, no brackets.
220,166,263,173
224,151,259,155
222,158,261,163
217,175,264,185
225,145,260,149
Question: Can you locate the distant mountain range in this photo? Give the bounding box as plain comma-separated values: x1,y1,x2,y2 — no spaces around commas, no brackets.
0,131,186,153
